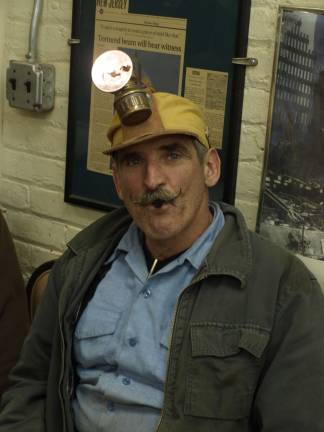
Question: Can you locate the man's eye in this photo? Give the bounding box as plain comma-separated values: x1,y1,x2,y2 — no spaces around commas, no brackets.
167,152,181,160
122,156,141,166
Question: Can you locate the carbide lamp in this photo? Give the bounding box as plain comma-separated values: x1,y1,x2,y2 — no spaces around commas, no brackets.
91,50,152,126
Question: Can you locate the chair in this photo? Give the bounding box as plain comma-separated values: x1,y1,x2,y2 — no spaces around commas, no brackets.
297,254,324,293
26,260,56,319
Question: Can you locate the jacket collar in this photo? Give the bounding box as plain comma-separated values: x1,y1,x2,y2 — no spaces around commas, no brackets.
66,203,252,288
67,207,131,255
196,202,253,288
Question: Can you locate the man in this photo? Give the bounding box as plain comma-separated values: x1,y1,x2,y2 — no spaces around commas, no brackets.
1,91,324,431
0,211,29,398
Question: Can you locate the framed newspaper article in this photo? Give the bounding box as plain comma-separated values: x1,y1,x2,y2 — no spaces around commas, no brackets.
257,7,324,261
65,0,251,211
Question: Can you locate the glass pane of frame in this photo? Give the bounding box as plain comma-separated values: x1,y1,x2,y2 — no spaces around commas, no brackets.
257,7,324,261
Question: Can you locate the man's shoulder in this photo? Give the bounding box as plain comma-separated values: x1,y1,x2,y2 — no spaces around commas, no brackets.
249,228,291,261
48,207,132,289
67,206,132,253
248,224,323,307
219,202,296,259
218,202,317,287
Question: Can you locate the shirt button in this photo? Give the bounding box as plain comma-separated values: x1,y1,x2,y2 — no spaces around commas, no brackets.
143,289,151,298
129,337,138,347
122,377,131,385
107,401,115,412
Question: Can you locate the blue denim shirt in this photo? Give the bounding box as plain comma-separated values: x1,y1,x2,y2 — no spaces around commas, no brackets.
72,202,224,432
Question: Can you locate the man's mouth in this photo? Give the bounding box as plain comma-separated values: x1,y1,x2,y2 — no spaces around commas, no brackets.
152,199,164,209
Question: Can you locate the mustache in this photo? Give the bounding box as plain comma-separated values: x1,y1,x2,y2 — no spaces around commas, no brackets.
133,188,181,207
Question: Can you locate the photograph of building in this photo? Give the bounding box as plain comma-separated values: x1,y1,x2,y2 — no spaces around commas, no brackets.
258,8,324,260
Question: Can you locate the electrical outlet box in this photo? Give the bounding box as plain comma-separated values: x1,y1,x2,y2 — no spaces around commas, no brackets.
6,60,55,112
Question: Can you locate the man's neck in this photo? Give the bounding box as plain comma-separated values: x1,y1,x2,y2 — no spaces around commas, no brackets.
143,241,185,275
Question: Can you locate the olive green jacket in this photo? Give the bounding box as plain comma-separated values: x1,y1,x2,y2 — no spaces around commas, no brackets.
1,203,324,431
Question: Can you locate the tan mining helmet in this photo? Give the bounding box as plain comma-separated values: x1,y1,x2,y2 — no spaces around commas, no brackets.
105,92,210,155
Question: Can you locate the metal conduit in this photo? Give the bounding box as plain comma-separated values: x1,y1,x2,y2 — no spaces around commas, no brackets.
25,0,43,63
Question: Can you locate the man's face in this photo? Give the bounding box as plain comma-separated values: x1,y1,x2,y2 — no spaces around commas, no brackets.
112,134,221,256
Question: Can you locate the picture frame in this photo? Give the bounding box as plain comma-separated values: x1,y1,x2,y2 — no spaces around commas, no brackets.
257,6,324,261
65,0,251,211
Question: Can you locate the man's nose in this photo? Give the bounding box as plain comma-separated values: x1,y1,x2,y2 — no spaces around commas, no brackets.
143,160,166,190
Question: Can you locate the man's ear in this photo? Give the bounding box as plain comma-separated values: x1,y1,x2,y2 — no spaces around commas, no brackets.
204,148,221,187
112,165,124,201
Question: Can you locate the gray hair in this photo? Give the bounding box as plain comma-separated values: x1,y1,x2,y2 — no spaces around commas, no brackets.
192,138,208,164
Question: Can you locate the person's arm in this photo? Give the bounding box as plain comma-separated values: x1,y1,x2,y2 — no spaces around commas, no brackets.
0,253,68,432
0,213,29,396
252,258,324,431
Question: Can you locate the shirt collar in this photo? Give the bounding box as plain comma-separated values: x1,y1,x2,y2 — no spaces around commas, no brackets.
175,202,224,270
106,221,142,264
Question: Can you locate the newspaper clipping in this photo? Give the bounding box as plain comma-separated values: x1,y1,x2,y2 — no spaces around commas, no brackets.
184,67,228,149
87,8,187,175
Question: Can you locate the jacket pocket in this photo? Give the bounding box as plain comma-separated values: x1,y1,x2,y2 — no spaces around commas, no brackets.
74,307,122,367
184,324,269,420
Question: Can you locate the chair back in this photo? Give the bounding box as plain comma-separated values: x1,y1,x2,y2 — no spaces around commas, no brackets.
297,254,324,293
26,260,55,319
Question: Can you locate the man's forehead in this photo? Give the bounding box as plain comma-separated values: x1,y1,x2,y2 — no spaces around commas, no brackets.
116,134,194,155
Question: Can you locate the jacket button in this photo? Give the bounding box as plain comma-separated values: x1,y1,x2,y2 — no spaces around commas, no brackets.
122,377,131,385
129,337,138,347
107,401,115,412
143,289,151,298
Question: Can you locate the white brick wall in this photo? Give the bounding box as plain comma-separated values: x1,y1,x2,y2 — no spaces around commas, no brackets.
0,0,323,277
0,0,103,279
